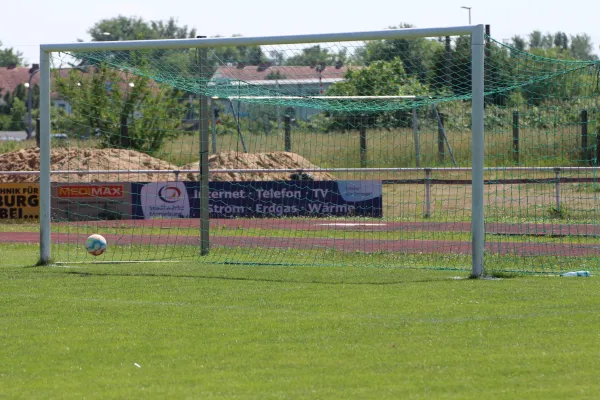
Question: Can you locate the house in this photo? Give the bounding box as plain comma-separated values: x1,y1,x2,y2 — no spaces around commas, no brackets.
0,63,355,135
0,64,146,117
209,64,355,119
0,64,71,117
0,64,41,97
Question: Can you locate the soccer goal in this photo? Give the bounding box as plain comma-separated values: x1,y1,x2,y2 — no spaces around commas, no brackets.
47,23,600,276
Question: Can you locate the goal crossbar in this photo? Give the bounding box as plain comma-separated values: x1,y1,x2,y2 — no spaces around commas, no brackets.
40,26,478,52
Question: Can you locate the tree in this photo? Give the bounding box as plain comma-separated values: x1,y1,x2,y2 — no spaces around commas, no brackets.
237,45,267,65
0,40,24,67
529,30,544,49
87,17,267,69
0,82,39,138
7,98,26,130
150,19,197,40
54,64,187,154
1,91,13,115
328,58,428,97
430,35,471,96
81,16,205,85
268,50,285,66
522,30,597,60
554,32,569,51
12,83,27,103
353,24,443,84
0,115,10,130
570,34,597,60
326,58,429,129
285,45,337,66
541,32,554,49
87,16,196,41
265,71,286,80
511,36,526,51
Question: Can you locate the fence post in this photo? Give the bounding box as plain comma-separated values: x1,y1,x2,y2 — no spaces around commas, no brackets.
360,115,367,168
485,25,491,88
284,115,291,152
445,36,452,87
424,168,432,218
581,109,588,164
438,112,445,164
120,114,130,148
35,118,40,147
554,167,561,212
413,103,420,168
596,112,600,166
211,106,218,154
512,111,519,164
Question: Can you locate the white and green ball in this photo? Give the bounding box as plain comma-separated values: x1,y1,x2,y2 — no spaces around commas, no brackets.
85,234,107,256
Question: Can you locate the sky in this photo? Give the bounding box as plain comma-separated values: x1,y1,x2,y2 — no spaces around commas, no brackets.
2,0,599,65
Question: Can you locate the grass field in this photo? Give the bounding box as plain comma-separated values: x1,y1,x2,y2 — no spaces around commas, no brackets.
154,125,587,169
2,243,600,399
3,122,586,169
3,216,600,273
2,113,600,396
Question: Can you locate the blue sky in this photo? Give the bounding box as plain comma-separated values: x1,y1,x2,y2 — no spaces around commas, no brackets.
2,0,599,65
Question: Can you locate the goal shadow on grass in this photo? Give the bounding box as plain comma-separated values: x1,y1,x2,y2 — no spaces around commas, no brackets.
57,269,473,285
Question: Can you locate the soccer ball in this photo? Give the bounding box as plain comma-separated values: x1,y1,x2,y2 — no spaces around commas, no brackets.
85,234,107,256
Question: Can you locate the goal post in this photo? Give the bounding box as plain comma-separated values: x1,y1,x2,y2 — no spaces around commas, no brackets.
39,48,51,265
471,24,485,277
38,25,486,276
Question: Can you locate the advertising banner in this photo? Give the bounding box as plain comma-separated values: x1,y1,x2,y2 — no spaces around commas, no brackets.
137,181,190,219
0,183,39,220
51,183,132,221
132,180,382,219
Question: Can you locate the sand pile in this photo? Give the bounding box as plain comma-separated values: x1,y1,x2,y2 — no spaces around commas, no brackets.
184,151,335,181
0,148,180,183
0,148,334,183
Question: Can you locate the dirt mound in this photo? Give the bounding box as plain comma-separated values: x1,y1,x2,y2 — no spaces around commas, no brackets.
0,148,180,183
0,148,334,183
184,151,335,181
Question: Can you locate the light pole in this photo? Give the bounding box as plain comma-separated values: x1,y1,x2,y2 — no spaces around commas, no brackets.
315,63,325,94
461,6,472,25
25,64,40,139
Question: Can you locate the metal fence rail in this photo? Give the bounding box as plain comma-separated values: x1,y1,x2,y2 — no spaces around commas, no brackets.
3,166,600,175
1,166,596,219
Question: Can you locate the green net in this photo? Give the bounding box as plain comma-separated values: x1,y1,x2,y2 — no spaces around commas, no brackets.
36,32,600,274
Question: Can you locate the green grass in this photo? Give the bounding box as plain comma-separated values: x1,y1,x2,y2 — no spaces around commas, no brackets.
159,121,588,168
38,124,586,169
5,220,600,249
49,225,600,246
41,242,598,274
2,243,600,399
3,221,600,273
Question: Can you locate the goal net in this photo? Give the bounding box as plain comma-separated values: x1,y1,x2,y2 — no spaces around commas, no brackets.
36,25,600,275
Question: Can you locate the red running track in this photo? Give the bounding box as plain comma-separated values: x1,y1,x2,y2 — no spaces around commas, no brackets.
58,218,600,237
3,229,600,257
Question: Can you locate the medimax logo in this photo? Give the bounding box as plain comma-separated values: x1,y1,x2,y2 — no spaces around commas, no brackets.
58,185,125,198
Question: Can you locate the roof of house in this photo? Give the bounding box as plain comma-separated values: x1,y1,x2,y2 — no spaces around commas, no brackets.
0,66,40,96
0,66,150,99
0,65,353,99
211,65,356,83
